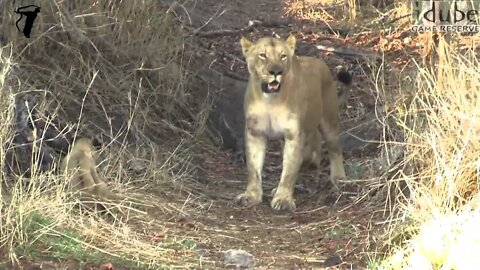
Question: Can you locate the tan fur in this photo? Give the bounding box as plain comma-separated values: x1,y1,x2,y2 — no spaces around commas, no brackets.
60,137,121,202
236,34,349,212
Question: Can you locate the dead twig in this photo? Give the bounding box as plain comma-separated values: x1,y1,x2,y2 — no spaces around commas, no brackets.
217,50,246,65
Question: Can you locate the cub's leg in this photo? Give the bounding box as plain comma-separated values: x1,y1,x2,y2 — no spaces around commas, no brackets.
90,168,123,201
271,132,305,212
236,129,267,206
67,162,97,194
77,157,98,194
70,171,87,192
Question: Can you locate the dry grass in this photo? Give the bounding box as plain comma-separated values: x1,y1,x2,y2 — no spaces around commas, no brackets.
1,0,196,138
284,0,343,22
282,0,402,31
373,43,480,269
0,1,210,269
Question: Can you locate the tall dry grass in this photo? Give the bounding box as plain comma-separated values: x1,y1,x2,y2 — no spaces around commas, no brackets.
1,0,196,140
0,1,207,268
375,44,480,269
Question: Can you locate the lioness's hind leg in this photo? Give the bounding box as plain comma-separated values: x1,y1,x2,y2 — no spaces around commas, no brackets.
319,117,346,186
302,130,322,170
236,131,266,207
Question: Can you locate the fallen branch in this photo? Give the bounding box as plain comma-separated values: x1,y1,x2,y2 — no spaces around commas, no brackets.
194,17,351,39
194,19,292,38
4,92,76,178
316,45,383,62
386,13,412,25
319,3,344,12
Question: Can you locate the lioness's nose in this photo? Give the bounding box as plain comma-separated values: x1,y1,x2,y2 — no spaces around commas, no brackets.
268,65,283,76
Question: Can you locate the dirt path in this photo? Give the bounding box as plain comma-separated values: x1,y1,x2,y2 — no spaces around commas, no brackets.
192,150,379,269
162,0,388,268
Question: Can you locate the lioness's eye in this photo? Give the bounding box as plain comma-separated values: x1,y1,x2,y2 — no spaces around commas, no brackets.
281,54,287,60
259,53,267,59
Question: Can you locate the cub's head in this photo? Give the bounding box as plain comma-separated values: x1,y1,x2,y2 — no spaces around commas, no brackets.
71,136,103,159
240,34,297,94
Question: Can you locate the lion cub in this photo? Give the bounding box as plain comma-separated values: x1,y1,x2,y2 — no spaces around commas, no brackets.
60,137,121,202
236,34,352,212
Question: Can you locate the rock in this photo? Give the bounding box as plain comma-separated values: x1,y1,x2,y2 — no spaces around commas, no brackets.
196,68,246,162
223,249,256,269
324,255,342,267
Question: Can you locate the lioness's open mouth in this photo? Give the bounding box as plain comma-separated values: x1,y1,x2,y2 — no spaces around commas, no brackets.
261,81,281,93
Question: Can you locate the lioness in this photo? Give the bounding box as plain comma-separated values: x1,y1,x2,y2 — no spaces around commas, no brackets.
236,34,352,212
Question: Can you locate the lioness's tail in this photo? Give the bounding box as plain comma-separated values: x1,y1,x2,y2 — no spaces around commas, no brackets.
335,68,353,108
337,69,352,86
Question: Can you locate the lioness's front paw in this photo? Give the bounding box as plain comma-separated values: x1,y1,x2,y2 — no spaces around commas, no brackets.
236,191,262,207
271,194,296,213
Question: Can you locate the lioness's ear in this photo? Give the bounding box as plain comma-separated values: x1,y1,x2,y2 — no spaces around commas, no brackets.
286,34,297,51
240,36,253,56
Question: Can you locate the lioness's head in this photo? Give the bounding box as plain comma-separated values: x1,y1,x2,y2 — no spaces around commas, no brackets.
240,34,297,94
